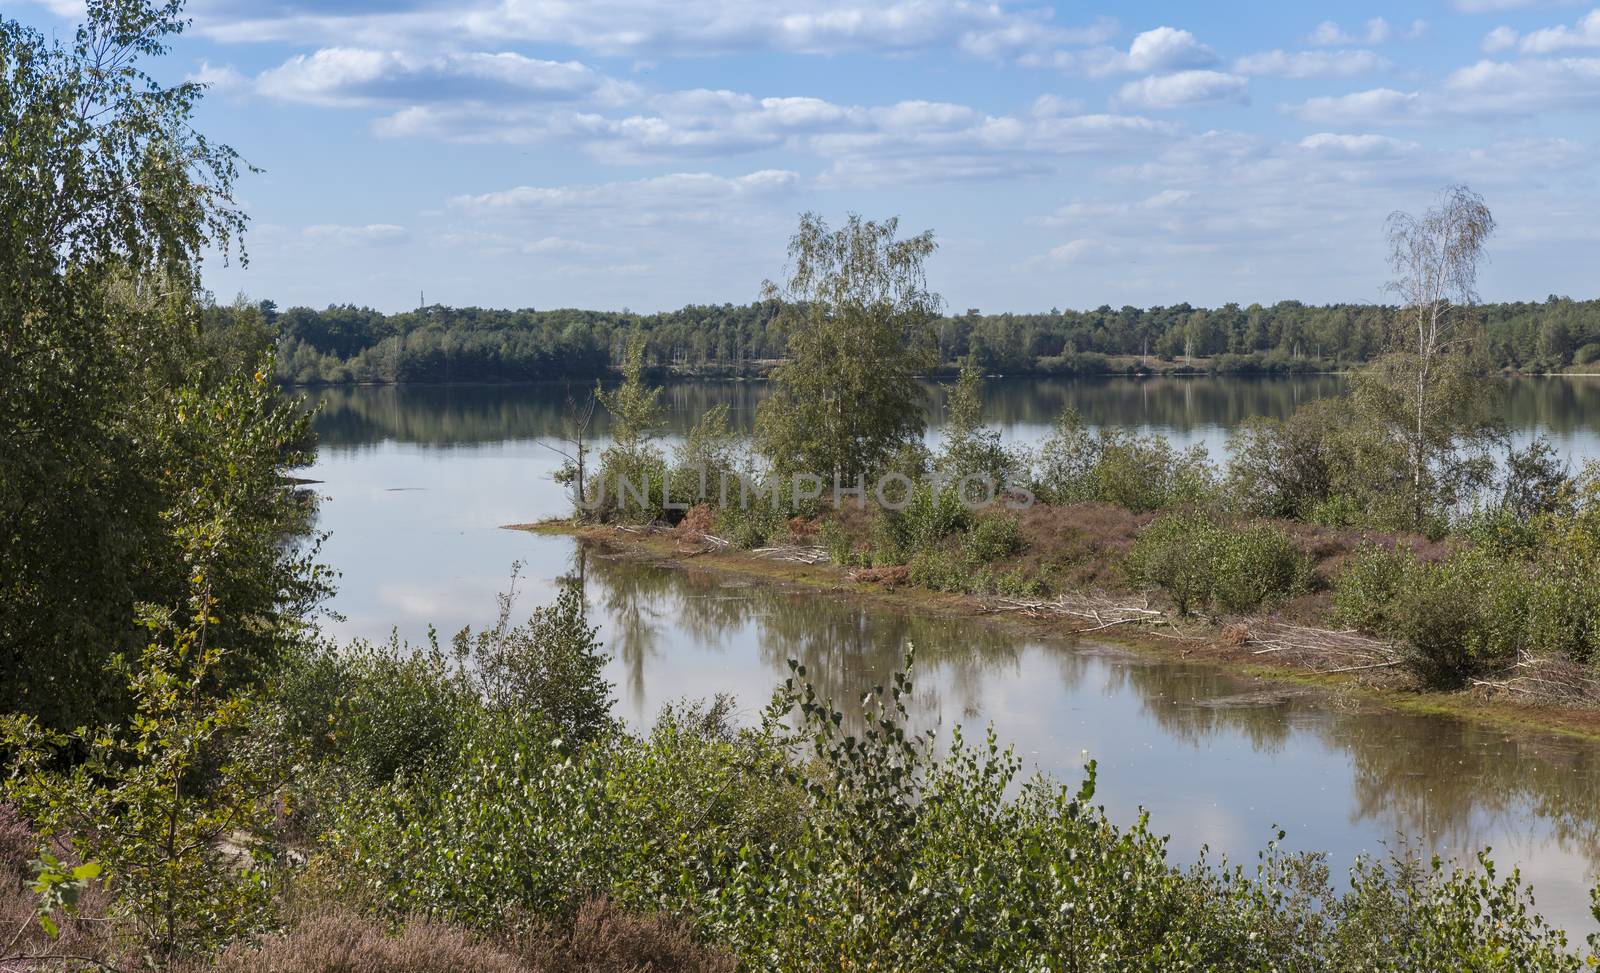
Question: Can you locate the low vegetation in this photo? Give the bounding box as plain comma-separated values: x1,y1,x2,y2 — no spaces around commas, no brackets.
5,602,1598,970
6,2,1600,969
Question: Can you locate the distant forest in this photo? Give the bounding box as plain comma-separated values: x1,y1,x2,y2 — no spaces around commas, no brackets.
213,297,1600,385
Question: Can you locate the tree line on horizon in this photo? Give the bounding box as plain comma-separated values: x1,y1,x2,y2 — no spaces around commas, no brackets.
229,292,1600,385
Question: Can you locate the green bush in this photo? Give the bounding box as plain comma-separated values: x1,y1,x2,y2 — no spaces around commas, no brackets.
1330,544,1416,633
962,511,1024,562
1127,513,1309,615
1574,342,1600,367
714,498,789,549
871,483,970,564
819,519,867,566
457,580,616,745
308,650,1592,972
1035,409,1215,512
1334,531,1600,688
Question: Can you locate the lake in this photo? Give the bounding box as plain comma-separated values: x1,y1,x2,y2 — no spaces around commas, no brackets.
302,375,1600,935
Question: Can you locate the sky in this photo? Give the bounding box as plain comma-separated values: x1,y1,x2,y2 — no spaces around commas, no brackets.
14,0,1600,313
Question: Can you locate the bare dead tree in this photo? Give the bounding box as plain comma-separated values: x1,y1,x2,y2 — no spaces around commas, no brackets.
542,389,598,512
1384,185,1496,525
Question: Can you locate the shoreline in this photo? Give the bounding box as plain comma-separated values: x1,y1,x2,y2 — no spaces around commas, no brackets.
509,518,1600,744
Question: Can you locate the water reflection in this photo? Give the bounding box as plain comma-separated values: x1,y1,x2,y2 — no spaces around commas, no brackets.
302,376,1600,935
307,376,1357,446
575,543,1600,934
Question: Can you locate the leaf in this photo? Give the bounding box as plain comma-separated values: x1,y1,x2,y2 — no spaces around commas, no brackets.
71,862,102,881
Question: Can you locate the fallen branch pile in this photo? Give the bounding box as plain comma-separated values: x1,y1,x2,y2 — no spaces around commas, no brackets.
748,545,830,564
1472,655,1600,707
981,593,1199,639
1242,622,1401,675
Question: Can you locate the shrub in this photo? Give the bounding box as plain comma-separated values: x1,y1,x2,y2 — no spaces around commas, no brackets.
962,511,1024,563
299,637,1595,972
1330,544,1416,633
1035,409,1214,512
1574,342,1600,367
714,499,789,549
1126,513,1309,615
459,579,616,745
870,483,970,564
311,634,471,786
819,519,867,567
3,606,287,962
1335,523,1600,687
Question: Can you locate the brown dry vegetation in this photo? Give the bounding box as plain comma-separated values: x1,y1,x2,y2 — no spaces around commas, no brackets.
194,900,735,973
0,803,733,973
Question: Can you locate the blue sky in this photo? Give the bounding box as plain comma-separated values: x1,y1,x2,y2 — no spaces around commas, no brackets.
15,0,1600,312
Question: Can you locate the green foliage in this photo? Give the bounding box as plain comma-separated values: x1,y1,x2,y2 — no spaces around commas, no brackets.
241,297,1600,385
755,213,940,482
305,646,1594,971
1347,352,1503,532
714,494,790,549
458,577,616,745
1127,513,1310,616
1035,409,1214,512
870,483,970,565
1225,401,1348,519
671,403,740,510
3,603,287,962
1,0,325,730
589,333,670,523
29,851,102,940
1335,467,1600,686
1330,544,1416,633
936,355,1021,484
819,519,867,567
963,511,1024,563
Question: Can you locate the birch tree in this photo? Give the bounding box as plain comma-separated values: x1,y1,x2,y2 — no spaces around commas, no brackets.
1378,185,1499,528
754,213,940,483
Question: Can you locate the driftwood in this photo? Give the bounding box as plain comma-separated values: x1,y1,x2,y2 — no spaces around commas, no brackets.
981,593,1202,639
1238,621,1400,674
748,545,830,564
1471,655,1600,707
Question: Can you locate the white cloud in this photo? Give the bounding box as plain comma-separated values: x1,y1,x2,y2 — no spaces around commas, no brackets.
1114,70,1248,110
1040,239,1102,263
1297,132,1419,157
1126,26,1218,72
255,48,620,108
1308,17,1392,46
194,0,1115,62
1517,9,1600,53
1234,49,1391,78
451,170,800,222
1292,87,1425,125
1482,25,1521,52
1044,25,1219,76
186,60,248,92
303,223,410,246
1290,55,1600,124
1442,56,1600,113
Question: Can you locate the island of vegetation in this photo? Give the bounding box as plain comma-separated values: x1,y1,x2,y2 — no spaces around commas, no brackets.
2,3,1599,972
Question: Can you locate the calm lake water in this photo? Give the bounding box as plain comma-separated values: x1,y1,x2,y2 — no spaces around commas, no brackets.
303,375,1600,935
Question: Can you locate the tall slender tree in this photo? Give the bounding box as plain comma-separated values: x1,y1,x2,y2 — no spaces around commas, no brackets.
1374,184,1500,528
